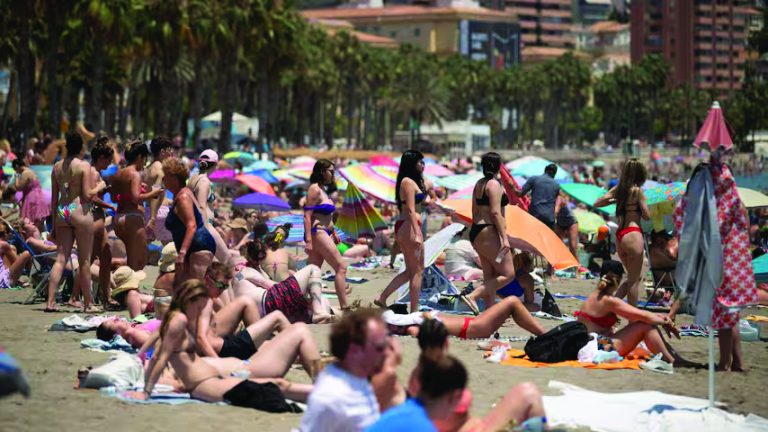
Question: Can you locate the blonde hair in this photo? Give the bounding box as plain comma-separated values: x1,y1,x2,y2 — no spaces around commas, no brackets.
162,157,189,184
597,272,622,298
160,279,208,338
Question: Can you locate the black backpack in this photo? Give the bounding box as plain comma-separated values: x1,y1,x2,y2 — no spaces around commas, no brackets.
523,321,590,363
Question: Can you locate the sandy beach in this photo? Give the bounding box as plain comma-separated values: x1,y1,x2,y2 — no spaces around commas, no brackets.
0,264,766,432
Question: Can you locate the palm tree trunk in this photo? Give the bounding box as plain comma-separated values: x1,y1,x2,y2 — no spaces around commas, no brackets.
17,25,37,144
87,40,106,130
190,59,205,149
117,88,128,138
0,70,14,139
219,69,235,154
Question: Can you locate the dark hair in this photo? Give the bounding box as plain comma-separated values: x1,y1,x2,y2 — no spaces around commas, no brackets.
329,308,382,360
96,323,116,341
11,158,26,170
150,136,173,158
265,223,292,250
246,238,268,264
417,318,448,352
65,131,84,156
91,138,115,163
125,139,150,164
480,152,502,180
395,149,425,208
544,163,558,177
417,354,467,400
309,159,335,186
252,222,269,239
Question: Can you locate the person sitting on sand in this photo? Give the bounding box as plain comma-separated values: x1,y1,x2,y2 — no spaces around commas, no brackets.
229,237,338,324
340,238,377,262
576,260,683,374
648,231,678,286
299,309,389,432
131,280,311,411
442,228,483,281
153,243,177,296
110,266,155,319
257,223,296,282
466,251,539,313
382,293,544,340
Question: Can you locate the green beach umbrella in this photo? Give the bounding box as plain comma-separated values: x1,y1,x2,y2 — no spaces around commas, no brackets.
560,183,615,216
573,209,606,234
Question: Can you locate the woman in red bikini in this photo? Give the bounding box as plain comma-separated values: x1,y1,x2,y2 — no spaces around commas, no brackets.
576,260,681,373
376,150,430,313
594,158,649,305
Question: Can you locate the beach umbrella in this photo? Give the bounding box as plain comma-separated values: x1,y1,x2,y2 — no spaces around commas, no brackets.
447,185,474,200
2,165,12,177
232,192,289,211
693,101,733,151
223,151,256,164
339,163,396,203
511,158,572,182
245,169,279,184
754,254,768,283
442,199,579,271
435,173,483,191
336,182,387,240
266,214,347,244
291,156,317,166
500,164,530,210
424,164,454,177
236,174,275,196
245,160,278,171
644,182,687,207
370,165,398,182
29,165,53,191
209,169,238,183
560,183,615,215
272,169,296,183
737,187,768,209
287,166,348,191
573,209,606,235
642,180,660,189
369,155,399,167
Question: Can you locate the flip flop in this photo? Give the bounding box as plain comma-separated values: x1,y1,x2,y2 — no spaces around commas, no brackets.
43,307,60,313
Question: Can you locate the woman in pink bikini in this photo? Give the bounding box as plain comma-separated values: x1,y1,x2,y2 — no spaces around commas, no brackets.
594,158,649,305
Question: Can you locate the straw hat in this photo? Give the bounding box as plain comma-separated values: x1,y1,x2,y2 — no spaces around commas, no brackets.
227,218,248,231
111,266,146,297
159,243,178,273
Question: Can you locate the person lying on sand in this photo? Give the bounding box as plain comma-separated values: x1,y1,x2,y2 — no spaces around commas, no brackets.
127,280,311,411
576,260,686,374
382,295,545,340
226,238,339,324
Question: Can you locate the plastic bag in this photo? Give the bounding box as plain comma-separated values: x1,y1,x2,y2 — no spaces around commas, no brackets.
577,333,598,363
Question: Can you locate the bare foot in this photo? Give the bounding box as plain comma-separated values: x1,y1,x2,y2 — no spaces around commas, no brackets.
67,300,83,309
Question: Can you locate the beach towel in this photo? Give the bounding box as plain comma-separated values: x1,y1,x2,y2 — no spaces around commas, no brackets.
321,272,368,284
491,348,649,370
49,314,114,332
543,380,768,432
81,336,137,354
82,353,144,390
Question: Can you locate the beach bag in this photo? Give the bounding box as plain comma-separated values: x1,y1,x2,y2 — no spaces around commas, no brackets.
523,322,589,363
540,289,562,317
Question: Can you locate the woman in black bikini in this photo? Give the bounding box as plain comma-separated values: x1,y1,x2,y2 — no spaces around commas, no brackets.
376,150,430,313
303,159,349,310
132,280,310,411
594,158,649,305
467,152,515,310
87,138,117,306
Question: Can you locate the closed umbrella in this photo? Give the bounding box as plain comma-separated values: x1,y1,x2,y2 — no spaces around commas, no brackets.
693,102,733,151
336,182,387,241
232,192,289,211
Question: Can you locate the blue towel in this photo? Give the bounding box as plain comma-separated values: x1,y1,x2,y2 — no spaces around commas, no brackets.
80,336,137,354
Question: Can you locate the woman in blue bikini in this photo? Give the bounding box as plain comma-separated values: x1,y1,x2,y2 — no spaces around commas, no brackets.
46,131,105,312
303,159,350,310
376,150,430,313
162,158,218,285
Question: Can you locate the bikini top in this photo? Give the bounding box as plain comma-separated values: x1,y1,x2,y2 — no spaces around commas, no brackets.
574,310,618,328
304,203,336,215
396,189,427,209
475,179,509,207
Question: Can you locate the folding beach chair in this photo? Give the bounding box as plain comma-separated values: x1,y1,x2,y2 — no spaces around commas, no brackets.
0,217,72,303
642,236,677,309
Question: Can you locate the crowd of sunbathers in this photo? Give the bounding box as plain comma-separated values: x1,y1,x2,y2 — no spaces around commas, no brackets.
1,130,763,430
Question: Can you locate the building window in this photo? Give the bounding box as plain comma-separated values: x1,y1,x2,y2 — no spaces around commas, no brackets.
414,28,420,37
390,31,397,38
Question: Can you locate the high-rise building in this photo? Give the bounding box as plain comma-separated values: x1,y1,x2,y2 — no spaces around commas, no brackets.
630,0,761,94
506,0,575,48
573,0,613,26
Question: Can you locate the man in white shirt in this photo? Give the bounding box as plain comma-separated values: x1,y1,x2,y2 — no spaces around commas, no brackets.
298,309,389,432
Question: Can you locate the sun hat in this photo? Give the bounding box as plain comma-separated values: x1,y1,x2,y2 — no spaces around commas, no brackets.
111,266,147,297
199,149,219,164
159,243,178,273
227,218,248,231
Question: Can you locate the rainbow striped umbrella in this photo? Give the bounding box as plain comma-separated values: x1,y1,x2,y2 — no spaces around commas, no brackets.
435,173,483,191
336,182,387,240
369,155,398,167
266,214,347,244
236,174,276,196
339,163,396,203
644,182,687,207
371,165,398,181
424,164,454,177
272,169,296,182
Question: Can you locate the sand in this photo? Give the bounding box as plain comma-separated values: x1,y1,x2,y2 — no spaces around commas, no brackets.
0,265,767,432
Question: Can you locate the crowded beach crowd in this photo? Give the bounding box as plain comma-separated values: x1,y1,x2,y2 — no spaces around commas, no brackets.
0,127,765,431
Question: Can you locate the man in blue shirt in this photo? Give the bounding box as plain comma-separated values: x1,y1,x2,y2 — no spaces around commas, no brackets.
519,164,560,230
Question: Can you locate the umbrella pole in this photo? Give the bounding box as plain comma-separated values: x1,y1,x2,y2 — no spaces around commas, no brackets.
708,323,715,407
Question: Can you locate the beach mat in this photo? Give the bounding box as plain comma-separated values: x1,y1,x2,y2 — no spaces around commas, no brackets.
494,348,649,370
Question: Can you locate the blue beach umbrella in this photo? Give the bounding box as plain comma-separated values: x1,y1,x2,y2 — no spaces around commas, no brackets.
266,214,347,244
232,192,290,211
